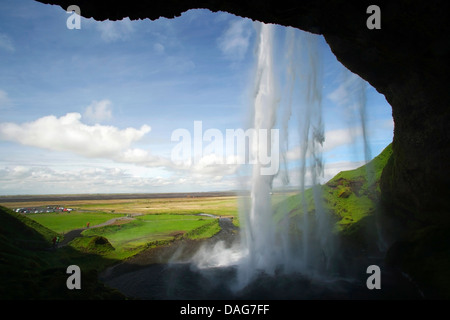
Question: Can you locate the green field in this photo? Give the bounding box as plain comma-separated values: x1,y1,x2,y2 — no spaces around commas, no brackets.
27,211,125,234
0,197,233,299
80,214,218,252
10,196,235,261
18,211,224,261
0,193,236,299
1,195,242,254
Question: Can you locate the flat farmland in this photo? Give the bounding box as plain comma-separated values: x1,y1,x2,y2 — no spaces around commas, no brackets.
0,193,242,260
0,194,240,217
75,196,240,216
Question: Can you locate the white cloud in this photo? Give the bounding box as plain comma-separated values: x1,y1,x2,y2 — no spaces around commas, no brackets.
190,154,241,176
0,33,14,52
321,160,365,182
0,111,250,188
0,90,12,109
273,160,365,189
217,19,252,62
0,112,151,158
323,127,362,152
115,148,172,168
0,164,240,195
328,72,364,105
0,165,141,194
327,72,367,122
84,99,113,123
97,18,134,42
153,43,165,54
285,127,362,161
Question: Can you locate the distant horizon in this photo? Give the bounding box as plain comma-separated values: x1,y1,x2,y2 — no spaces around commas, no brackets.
0,190,241,197
0,186,303,198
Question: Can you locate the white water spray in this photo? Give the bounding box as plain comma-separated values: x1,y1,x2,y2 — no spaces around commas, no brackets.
235,23,280,288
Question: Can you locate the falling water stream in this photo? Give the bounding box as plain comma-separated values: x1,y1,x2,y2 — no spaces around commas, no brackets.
236,22,280,289
234,22,337,289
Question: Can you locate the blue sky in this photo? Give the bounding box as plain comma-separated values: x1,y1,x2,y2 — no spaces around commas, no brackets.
0,0,394,195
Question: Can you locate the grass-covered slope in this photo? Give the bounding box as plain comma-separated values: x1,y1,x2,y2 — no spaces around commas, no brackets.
0,206,224,299
0,206,57,299
0,206,57,246
324,143,392,230
274,143,393,247
0,206,124,299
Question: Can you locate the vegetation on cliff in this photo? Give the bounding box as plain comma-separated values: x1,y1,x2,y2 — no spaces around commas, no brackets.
274,143,393,250
0,206,125,299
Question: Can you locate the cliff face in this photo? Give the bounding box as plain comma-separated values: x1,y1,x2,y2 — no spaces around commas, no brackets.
37,0,450,295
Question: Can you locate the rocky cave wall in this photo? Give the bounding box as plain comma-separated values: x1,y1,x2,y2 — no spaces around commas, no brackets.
37,0,450,295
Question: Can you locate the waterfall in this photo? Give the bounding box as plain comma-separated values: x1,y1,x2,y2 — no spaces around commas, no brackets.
190,21,375,294
236,22,280,288
238,24,331,287
235,23,340,289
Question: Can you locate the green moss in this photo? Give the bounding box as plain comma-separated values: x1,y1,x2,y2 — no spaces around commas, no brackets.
70,236,115,255
337,186,352,198
274,143,393,247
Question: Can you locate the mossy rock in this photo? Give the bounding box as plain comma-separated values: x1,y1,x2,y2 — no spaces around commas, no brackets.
337,186,352,198
91,236,110,246
86,236,115,254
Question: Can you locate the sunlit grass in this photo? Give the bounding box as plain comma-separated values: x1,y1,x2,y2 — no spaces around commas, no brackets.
78,214,219,259
27,211,125,234
4,195,240,260
273,144,393,233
